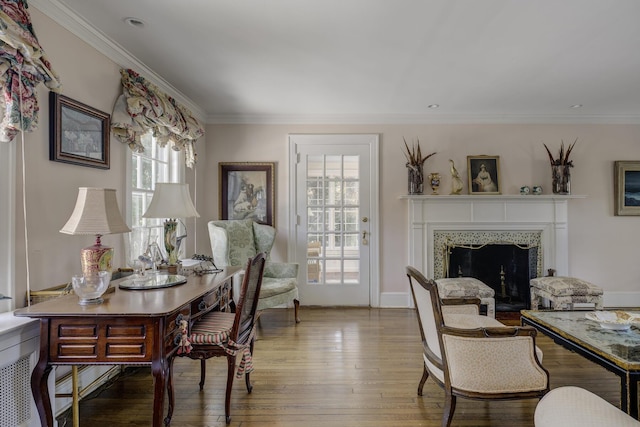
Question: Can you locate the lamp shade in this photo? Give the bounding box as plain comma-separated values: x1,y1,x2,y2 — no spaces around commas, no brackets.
60,188,131,235
142,183,200,219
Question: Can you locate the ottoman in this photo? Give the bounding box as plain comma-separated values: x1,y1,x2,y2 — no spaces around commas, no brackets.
435,277,496,318
530,276,603,311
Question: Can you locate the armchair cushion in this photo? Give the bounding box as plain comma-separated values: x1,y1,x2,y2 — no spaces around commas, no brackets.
253,222,276,259
210,219,256,266
264,262,298,278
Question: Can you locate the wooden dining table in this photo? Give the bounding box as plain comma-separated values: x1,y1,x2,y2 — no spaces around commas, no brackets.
14,267,239,427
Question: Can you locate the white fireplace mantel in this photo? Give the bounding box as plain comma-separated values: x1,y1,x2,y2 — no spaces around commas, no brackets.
402,195,585,280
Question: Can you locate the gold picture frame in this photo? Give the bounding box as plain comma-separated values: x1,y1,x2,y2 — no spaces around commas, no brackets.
467,155,501,195
219,162,275,225
614,161,640,216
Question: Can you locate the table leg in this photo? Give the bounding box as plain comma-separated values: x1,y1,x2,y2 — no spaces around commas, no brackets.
151,352,167,426
32,319,54,426
624,372,640,419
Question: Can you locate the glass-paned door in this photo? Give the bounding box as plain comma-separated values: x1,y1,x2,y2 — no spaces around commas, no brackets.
291,134,378,306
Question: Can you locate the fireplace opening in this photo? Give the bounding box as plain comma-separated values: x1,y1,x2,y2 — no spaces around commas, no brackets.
446,244,538,312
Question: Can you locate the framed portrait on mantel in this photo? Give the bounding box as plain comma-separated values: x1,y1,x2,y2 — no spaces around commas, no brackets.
614,161,640,216
467,155,501,195
219,162,275,226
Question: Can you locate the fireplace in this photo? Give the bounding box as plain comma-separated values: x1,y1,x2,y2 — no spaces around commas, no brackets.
435,230,542,312
404,195,579,308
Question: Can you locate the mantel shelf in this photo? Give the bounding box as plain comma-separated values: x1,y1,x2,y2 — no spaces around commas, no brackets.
399,194,586,200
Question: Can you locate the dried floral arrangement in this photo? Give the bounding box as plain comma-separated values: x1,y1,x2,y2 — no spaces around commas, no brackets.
543,138,577,167
403,137,436,170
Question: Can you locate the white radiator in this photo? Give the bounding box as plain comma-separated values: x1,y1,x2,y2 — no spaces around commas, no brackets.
0,313,53,427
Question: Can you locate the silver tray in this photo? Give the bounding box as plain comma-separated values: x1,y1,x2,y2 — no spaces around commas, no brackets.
118,274,187,290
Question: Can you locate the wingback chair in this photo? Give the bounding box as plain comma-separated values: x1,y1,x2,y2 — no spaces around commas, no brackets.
406,265,549,427
209,219,300,323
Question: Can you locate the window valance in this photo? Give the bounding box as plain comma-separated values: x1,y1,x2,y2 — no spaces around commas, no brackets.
111,68,204,168
0,0,61,142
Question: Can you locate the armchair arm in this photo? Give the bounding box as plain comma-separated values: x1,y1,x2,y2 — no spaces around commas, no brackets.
264,262,299,279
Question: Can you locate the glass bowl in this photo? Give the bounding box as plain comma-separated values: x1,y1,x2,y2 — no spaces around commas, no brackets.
72,271,110,305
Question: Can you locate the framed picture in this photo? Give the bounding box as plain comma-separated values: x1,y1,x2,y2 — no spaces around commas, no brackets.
49,92,110,169
219,162,275,226
614,161,640,216
467,155,501,195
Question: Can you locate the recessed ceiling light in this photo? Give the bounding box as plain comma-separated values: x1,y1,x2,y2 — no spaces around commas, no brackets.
569,104,583,109
124,17,145,28
428,104,440,109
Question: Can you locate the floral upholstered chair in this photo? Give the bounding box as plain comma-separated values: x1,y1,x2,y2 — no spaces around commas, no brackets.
208,219,300,323
406,265,549,427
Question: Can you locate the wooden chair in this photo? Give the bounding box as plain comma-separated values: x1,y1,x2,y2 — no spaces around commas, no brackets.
406,266,550,427
166,253,266,425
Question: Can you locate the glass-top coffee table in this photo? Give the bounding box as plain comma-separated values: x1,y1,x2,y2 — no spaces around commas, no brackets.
521,309,640,419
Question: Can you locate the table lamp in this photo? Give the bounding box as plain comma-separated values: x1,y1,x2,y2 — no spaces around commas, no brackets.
60,188,131,279
142,183,200,270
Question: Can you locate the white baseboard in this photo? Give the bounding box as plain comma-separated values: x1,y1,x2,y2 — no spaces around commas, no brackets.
603,292,640,309
379,291,640,310
379,292,411,308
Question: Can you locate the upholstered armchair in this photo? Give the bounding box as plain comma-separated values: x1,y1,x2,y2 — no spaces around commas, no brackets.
208,219,300,323
406,265,549,427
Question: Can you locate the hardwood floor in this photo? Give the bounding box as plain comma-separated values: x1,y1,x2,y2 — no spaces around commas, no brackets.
58,308,621,426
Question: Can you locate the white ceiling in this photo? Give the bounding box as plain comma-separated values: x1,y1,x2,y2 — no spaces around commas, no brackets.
33,0,640,124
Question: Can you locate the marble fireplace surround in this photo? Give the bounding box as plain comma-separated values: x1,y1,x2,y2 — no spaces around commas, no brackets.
403,195,584,283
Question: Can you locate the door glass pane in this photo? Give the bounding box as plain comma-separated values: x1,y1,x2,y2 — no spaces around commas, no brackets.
343,155,359,179
325,259,341,284
305,154,361,286
344,260,359,283
344,181,359,205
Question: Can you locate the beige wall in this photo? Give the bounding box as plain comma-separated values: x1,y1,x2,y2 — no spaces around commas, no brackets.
11,10,202,306
205,124,640,306
13,10,640,308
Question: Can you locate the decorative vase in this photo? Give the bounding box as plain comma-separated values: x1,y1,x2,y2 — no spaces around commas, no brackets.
552,165,571,194
407,165,424,194
428,172,441,195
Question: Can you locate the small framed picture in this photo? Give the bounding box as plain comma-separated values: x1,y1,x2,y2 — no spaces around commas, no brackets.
467,155,501,195
614,161,640,216
49,92,110,169
219,162,275,226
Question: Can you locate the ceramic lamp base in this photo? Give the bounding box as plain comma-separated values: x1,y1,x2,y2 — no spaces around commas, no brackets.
81,240,113,282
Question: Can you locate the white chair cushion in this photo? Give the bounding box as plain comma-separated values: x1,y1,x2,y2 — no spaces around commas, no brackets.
535,386,640,427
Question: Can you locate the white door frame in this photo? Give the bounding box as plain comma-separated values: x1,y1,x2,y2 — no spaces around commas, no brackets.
288,134,380,307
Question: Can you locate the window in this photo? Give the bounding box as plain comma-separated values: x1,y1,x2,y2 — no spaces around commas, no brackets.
127,132,183,259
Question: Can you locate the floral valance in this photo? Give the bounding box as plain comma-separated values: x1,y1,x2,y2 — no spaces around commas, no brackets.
111,68,204,168
0,0,62,142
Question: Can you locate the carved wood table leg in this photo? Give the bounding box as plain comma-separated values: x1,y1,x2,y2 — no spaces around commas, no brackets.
32,319,54,426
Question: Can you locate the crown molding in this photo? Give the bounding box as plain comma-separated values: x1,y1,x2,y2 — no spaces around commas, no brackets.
207,112,640,125
29,0,207,122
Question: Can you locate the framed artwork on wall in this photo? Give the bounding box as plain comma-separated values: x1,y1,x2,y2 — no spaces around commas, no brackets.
467,155,501,195
49,92,110,169
219,162,275,226
614,161,640,216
